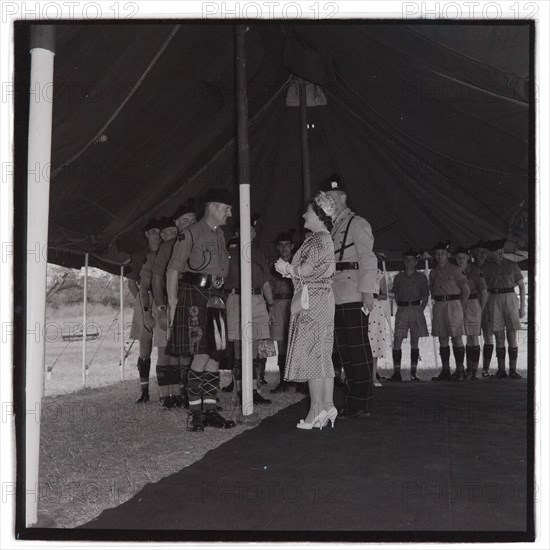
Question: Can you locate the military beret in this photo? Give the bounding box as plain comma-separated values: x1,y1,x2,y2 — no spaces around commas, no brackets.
319,173,345,193
158,217,176,230
469,239,488,250
454,245,471,256
402,248,421,258
432,240,452,251
143,218,162,232
274,229,296,243
486,238,507,251
202,187,234,206
171,199,195,220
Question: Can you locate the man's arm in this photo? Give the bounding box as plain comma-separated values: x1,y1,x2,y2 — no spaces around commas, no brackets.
420,273,429,310
128,279,139,298
350,217,378,311
517,279,526,318
166,232,193,325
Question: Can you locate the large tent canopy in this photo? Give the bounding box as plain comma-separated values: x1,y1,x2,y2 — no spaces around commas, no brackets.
25,22,530,273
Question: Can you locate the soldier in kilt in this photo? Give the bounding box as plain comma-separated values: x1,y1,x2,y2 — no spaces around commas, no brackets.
166,188,236,432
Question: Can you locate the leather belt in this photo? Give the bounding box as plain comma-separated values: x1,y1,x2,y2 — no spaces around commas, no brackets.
229,288,263,295
397,300,421,306
433,294,460,302
181,272,225,290
468,293,478,300
489,287,515,294
275,293,293,300
335,262,359,271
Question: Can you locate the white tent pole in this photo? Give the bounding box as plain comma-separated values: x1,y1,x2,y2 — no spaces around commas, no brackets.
82,252,88,387
25,25,55,527
120,266,125,381
236,25,253,416
424,258,440,370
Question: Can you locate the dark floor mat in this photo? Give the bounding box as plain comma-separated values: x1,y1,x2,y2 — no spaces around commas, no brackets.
80,380,529,535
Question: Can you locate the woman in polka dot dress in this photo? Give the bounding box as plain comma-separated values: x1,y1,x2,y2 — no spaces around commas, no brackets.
368,267,389,386
275,193,336,429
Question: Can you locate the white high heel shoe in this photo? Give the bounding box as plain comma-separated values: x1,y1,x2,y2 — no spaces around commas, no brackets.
296,409,328,430
322,406,338,428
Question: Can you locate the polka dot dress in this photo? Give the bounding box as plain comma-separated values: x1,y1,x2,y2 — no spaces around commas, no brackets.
368,270,388,359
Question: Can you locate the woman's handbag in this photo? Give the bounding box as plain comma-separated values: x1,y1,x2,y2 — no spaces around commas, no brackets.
291,270,309,316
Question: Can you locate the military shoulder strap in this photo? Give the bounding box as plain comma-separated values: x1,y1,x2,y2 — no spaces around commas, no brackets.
338,215,356,262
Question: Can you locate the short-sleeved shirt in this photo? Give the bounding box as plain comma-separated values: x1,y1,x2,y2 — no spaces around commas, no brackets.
482,259,523,290
464,263,488,294
167,218,229,277
139,249,160,280
225,242,270,290
392,271,429,302
152,237,177,277
430,262,468,296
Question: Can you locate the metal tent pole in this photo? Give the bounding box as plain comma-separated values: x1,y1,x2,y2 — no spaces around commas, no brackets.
120,265,125,381
82,252,88,387
25,25,55,527
236,25,253,416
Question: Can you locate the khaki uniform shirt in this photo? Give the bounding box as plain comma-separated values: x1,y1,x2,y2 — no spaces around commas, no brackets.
464,263,487,294
167,218,229,278
392,271,429,302
225,242,270,290
152,238,177,277
429,262,468,296
331,208,378,305
482,259,523,290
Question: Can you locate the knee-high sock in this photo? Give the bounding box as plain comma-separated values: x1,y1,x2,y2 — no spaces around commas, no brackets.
202,371,219,411
496,347,506,372
156,364,170,398
168,364,181,396
179,361,190,394
187,369,203,411
392,349,402,373
410,349,419,375
278,355,287,382
508,347,519,373
137,357,151,389
439,346,451,373
469,345,481,374
258,358,267,379
453,346,465,374
483,344,494,371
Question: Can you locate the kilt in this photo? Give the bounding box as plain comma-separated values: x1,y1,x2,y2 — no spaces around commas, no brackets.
485,293,521,332
432,300,465,338
272,298,291,344
394,305,429,340
226,292,271,341
167,283,226,360
463,298,482,336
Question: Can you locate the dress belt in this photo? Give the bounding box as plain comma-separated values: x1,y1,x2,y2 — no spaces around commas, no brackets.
397,300,421,306
489,287,515,294
274,293,293,300
433,294,461,302
335,262,359,271
468,293,478,300
229,288,263,295
180,272,225,290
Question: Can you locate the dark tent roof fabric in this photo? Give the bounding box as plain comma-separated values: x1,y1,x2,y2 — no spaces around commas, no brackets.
34,22,530,274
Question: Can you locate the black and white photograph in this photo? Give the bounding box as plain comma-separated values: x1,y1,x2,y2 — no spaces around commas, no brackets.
1,0,547,546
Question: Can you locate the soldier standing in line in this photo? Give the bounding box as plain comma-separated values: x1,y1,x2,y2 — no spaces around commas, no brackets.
270,229,296,394
323,175,378,419
471,240,496,377
166,188,236,432
454,245,488,380
481,239,526,378
389,249,430,382
429,241,470,381
151,201,197,408
128,218,162,404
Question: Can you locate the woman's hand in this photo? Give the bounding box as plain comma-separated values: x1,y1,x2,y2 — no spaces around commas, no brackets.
275,258,291,277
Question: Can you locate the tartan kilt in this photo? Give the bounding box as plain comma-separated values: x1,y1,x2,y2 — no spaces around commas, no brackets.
167,283,226,361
